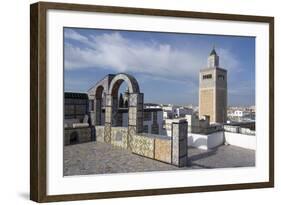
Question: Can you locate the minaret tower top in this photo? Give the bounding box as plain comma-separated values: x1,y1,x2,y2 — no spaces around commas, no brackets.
208,46,219,68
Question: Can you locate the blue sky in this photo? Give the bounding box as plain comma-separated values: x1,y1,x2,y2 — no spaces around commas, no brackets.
64,27,255,106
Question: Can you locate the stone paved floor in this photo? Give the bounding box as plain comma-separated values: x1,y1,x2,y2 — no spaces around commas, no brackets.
63,141,255,176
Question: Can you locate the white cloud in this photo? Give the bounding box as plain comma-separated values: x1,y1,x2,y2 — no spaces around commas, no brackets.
64,29,88,42
64,29,240,82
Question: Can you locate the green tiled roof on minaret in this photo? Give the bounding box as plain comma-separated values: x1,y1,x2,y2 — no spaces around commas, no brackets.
209,47,217,56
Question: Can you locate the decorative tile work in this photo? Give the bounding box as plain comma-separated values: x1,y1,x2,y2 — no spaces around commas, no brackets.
95,126,105,143
155,138,172,163
111,127,128,149
86,74,190,167
129,93,138,106
127,126,136,150
128,107,137,126
129,93,144,107
104,123,111,143
131,134,154,158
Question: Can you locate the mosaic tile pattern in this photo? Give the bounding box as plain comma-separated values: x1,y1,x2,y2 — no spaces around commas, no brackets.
131,134,154,158
155,138,172,163
111,127,128,149
127,125,136,150
128,107,137,126
129,93,143,107
104,123,111,143
87,74,189,167
95,126,104,143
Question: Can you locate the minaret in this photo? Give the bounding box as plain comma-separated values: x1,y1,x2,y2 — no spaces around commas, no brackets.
199,47,227,123
208,47,219,68
123,87,129,108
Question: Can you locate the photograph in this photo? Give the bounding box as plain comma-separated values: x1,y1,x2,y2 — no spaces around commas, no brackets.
29,2,274,202
63,27,256,176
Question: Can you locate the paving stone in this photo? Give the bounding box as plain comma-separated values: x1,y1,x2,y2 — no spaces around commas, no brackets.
63,142,255,176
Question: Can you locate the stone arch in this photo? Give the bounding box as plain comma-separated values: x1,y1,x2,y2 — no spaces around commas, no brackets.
93,85,105,125
104,73,143,149
108,73,140,97
87,74,115,126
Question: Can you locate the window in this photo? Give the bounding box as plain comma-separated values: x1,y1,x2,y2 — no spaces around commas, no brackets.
218,74,225,80
144,112,152,121
203,74,212,79
143,125,149,133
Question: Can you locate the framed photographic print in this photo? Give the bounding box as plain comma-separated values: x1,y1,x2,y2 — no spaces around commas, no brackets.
30,1,274,202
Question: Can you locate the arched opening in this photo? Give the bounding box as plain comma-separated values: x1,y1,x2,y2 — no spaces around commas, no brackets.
104,73,143,146
94,85,105,126
111,80,129,127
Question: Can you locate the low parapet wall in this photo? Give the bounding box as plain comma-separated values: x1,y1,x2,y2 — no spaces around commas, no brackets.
188,131,256,150
64,127,92,145
95,126,104,142
188,131,224,150
224,132,256,150
131,134,173,164
93,120,188,167
111,127,128,149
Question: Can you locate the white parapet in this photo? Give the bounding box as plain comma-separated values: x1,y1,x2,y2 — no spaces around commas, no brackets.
188,131,224,150
72,123,89,128
188,131,256,150
224,132,256,150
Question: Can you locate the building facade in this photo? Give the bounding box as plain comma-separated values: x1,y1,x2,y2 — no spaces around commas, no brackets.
199,48,227,123
98,107,163,135
64,92,89,128
64,92,92,145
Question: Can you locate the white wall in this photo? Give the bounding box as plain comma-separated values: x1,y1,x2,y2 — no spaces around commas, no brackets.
188,131,256,150
225,132,256,150
1,0,280,205
188,132,224,150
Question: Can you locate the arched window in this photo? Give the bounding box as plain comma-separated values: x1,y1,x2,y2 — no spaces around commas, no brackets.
94,85,105,126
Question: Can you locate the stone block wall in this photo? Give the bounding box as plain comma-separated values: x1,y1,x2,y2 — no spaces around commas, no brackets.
172,120,188,167
64,127,92,146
